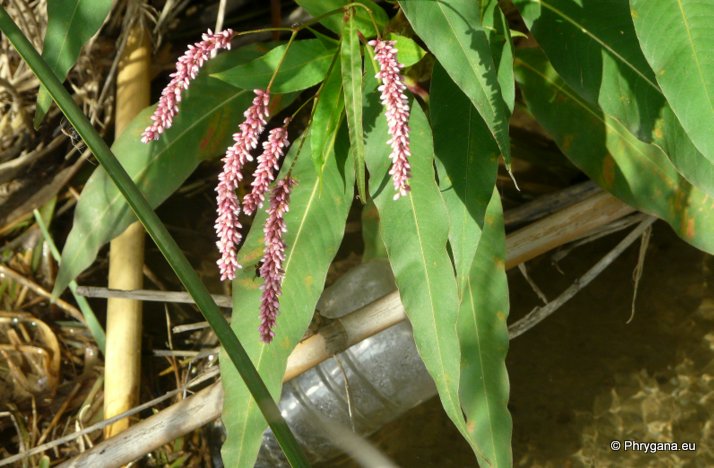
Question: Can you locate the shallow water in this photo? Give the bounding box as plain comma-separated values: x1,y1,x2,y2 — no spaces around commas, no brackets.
331,222,713,466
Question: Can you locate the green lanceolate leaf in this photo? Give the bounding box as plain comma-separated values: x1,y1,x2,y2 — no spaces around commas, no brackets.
387,33,426,68
310,55,344,176
430,63,499,293
221,131,354,467
458,189,512,468
630,0,714,165
363,74,484,463
482,0,515,112
432,64,512,466
512,0,714,197
34,0,113,127
54,47,293,295
399,0,511,165
213,39,336,93
515,49,714,254
341,8,366,202
296,0,388,37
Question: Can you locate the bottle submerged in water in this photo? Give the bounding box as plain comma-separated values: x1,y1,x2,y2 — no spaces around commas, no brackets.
256,319,436,466
256,260,437,466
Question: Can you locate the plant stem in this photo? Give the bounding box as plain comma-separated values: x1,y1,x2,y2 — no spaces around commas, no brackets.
267,29,298,91
0,7,309,467
234,3,381,40
344,2,381,37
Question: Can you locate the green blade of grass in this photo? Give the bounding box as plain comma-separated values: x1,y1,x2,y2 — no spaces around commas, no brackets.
33,209,106,354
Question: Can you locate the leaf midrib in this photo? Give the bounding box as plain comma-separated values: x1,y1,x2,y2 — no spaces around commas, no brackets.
45,0,82,71
466,273,501,466
434,2,502,128
675,0,714,117
233,171,321,460
456,108,476,295
343,19,363,154
405,189,463,432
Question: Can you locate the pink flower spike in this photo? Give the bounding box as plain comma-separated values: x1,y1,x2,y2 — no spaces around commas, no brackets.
141,29,234,143
258,176,297,343
214,176,242,281
368,39,412,199
243,118,291,216
215,89,271,281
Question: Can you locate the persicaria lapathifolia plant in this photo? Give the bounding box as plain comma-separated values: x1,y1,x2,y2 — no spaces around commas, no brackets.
25,0,714,464
141,27,415,342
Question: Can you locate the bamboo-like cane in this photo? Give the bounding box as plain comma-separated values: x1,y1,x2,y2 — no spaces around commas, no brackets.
103,25,150,439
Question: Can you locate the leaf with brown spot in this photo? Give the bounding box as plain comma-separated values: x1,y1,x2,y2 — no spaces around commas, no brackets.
602,154,616,188
515,49,714,254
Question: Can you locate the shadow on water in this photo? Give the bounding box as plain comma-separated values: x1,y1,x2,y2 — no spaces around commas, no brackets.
329,222,713,466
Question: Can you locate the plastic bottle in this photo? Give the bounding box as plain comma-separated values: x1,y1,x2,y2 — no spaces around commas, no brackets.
254,260,437,466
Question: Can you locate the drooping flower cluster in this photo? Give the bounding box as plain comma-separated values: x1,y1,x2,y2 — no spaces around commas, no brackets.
141,29,234,143
368,39,412,200
142,29,301,343
215,92,294,341
258,176,296,343
145,30,416,343
214,89,271,281
243,118,291,216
